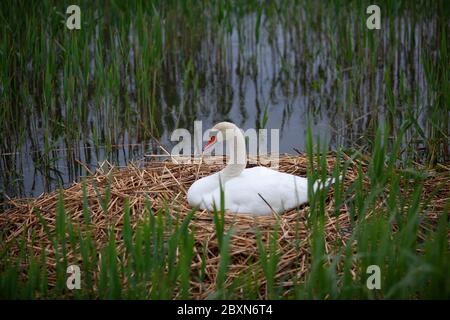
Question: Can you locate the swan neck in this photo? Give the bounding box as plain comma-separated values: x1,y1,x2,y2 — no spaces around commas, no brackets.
220,126,246,177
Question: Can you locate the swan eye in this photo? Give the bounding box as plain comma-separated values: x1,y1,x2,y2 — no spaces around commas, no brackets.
204,135,217,150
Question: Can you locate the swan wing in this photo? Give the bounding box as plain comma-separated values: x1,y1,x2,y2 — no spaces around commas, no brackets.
220,167,309,215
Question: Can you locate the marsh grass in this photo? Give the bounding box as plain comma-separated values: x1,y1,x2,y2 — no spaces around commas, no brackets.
0,0,449,300
0,126,449,299
0,0,449,197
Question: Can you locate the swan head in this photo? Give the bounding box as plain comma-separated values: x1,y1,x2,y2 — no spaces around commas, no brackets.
204,122,240,152
204,121,247,177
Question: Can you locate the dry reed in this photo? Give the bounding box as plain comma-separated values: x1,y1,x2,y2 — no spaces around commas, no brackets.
1,154,448,299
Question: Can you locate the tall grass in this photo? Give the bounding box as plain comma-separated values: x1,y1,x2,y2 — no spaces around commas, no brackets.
1,126,448,299
0,0,449,197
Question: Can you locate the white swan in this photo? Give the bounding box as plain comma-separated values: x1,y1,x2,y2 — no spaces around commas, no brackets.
187,122,337,216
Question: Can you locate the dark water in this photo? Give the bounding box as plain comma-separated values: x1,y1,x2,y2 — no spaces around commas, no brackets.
1,3,449,199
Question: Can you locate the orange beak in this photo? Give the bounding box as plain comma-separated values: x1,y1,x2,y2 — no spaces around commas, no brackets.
204,135,216,151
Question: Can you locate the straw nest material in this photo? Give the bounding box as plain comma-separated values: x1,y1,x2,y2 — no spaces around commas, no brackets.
1,154,449,299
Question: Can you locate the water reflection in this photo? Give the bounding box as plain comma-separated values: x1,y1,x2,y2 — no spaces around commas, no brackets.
0,3,448,198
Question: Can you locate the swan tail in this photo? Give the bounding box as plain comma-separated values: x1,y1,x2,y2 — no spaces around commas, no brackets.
312,175,342,192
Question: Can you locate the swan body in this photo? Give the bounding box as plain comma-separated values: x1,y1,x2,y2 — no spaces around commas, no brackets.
187,122,336,216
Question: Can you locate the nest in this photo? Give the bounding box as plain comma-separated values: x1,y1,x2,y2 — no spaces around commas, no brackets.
1,154,449,299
